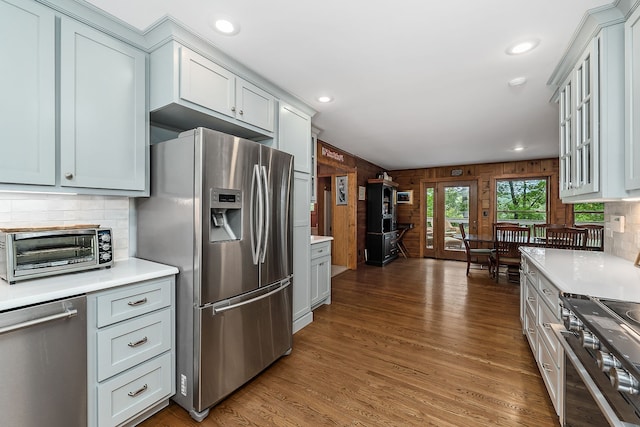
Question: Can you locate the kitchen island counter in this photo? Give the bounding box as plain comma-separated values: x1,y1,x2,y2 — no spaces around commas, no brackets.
0,258,178,311
520,247,640,302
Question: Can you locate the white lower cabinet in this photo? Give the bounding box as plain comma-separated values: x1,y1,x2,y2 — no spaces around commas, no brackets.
88,276,175,426
520,257,562,417
310,240,331,308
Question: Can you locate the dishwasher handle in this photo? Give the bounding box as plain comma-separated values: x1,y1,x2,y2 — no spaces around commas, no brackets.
0,308,78,335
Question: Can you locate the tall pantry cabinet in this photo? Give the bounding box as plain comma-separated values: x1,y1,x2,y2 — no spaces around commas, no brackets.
366,179,399,266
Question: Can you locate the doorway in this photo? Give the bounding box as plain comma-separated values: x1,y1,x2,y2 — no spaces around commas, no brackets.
423,180,478,261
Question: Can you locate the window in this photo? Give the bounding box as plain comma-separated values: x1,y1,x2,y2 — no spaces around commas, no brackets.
574,202,604,225
496,178,547,226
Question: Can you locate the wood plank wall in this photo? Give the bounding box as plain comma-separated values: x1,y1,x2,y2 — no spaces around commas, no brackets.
315,140,382,266
390,158,572,258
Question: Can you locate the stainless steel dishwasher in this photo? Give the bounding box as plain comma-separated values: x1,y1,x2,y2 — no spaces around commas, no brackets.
0,295,87,427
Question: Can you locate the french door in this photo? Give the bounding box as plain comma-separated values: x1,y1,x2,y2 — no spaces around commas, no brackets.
424,180,478,261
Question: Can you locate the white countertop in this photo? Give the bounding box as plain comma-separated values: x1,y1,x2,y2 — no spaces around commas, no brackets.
520,247,640,303
310,235,334,244
0,258,178,311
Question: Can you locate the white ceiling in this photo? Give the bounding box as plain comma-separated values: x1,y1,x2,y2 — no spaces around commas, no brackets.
83,0,612,170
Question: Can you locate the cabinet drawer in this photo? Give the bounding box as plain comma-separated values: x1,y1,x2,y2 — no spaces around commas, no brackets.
95,278,172,327
97,308,172,381
537,301,562,367
524,305,537,351
311,242,331,259
98,352,172,427
537,274,560,317
524,280,537,315
537,337,561,414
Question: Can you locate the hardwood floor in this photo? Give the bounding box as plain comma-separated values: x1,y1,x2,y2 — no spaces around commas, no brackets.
140,258,558,426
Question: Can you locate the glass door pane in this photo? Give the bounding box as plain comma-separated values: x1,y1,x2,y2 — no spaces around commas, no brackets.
425,186,434,251
426,180,477,261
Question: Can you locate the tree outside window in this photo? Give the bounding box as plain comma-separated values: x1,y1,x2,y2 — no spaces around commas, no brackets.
496,179,547,226
574,202,604,225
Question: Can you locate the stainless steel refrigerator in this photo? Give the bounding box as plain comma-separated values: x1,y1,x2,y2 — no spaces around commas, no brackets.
136,127,293,421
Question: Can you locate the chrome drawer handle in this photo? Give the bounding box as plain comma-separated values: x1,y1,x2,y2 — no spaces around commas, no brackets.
128,384,148,397
542,289,552,296
127,297,148,307
527,328,535,334
527,297,535,302
542,322,551,329
542,363,553,373
128,336,148,348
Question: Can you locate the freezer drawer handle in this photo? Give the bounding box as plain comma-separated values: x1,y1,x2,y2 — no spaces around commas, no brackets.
128,336,148,348
213,281,291,315
127,297,148,307
127,383,148,398
0,308,78,335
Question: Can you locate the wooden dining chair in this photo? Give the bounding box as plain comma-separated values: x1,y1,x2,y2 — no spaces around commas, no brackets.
459,224,493,276
574,224,604,251
545,227,588,250
490,225,530,283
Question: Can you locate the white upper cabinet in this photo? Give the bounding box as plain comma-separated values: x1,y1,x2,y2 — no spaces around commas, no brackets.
0,0,148,196
278,104,311,173
626,5,640,193
0,0,56,186
151,42,275,136
60,18,147,191
552,23,626,202
179,47,236,119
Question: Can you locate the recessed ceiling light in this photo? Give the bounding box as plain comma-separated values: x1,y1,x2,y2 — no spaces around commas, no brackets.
211,16,240,36
506,39,539,55
317,96,333,103
513,146,525,152
508,77,527,87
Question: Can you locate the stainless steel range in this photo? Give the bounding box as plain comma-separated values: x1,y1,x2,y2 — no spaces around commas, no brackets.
557,295,640,426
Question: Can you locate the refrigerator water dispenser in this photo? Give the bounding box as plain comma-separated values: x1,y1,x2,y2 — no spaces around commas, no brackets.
210,188,242,242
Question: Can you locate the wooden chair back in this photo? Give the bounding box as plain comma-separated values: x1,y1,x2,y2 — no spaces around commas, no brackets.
494,226,530,257
532,223,566,239
574,224,604,251
492,222,519,240
546,227,588,249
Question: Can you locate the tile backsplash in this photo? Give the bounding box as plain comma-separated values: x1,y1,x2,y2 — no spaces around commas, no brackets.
0,193,131,261
605,201,640,262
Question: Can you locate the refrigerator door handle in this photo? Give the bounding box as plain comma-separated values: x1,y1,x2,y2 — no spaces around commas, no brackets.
251,164,263,265
212,280,290,314
260,165,269,264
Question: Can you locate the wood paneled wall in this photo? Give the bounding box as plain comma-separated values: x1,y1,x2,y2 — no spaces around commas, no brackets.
315,140,382,266
390,158,572,258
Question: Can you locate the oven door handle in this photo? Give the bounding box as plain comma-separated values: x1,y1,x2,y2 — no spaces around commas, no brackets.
551,324,634,427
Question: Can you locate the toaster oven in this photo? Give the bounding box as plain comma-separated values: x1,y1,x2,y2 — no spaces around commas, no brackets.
0,226,113,283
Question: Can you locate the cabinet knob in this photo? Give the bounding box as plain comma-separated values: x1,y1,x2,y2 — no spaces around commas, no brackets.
64,172,74,180
239,110,244,115
231,106,236,112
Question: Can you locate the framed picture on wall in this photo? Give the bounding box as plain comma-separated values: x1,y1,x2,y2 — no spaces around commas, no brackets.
336,175,348,205
397,190,413,205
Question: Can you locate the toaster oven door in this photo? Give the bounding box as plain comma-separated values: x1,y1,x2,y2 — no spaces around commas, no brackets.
10,230,97,279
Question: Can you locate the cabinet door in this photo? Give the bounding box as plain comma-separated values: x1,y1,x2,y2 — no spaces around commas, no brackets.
627,7,640,190
0,0,55,185
236,78,275,132
317,256,331,301
60,18,146,191
179,47,235,118
558,77,573,198
310,257,320,306
292,172,311,322
572,39,598,196
279,104,311,173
